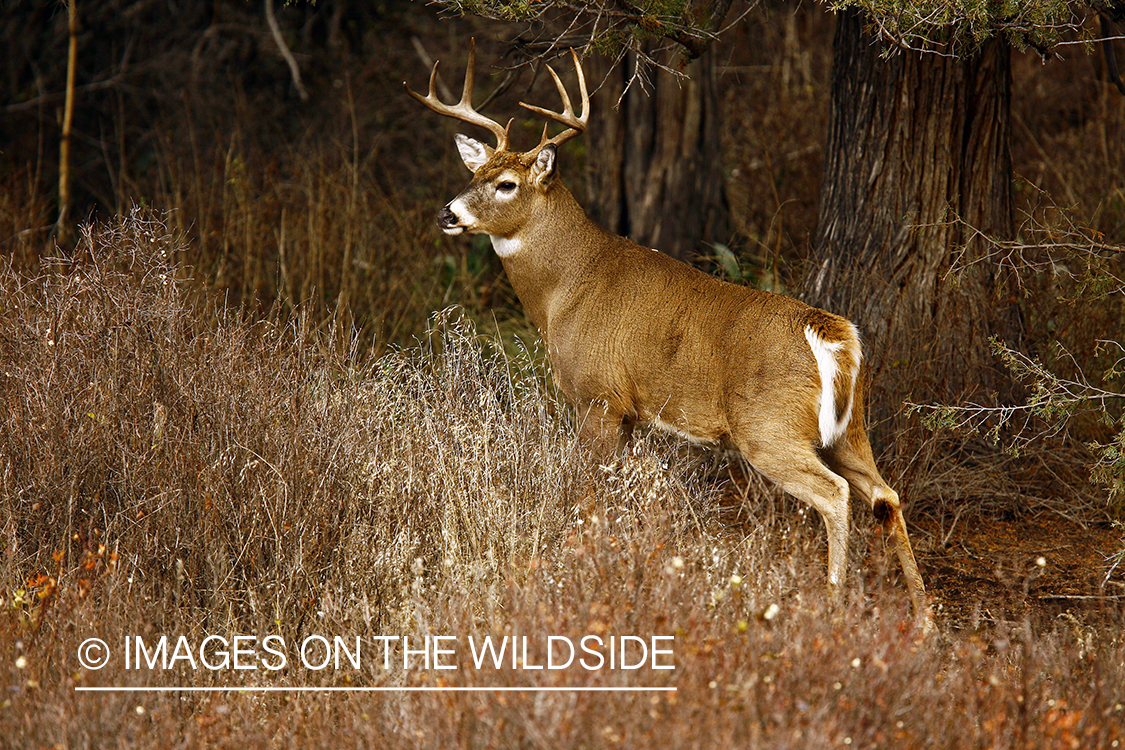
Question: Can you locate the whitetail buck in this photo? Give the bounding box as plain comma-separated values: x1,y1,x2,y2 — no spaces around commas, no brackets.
406,41,929,617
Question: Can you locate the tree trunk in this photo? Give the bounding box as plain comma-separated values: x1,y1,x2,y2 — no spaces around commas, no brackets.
584,45,727,262
807,9,1021,427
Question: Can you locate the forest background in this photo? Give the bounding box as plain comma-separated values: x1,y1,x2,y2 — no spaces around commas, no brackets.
1,0,1124,747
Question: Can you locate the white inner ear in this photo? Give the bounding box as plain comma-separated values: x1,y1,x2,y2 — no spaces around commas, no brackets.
455,134,491,172
531,145,556,185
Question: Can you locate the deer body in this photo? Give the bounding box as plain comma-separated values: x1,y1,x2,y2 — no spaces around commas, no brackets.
497,184,827,446
407,43,929,618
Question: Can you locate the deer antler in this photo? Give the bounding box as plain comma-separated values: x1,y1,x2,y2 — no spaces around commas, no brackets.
520,49,589,153
404,39,510,152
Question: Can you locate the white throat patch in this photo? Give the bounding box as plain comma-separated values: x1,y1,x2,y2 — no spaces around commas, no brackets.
490,235,522,258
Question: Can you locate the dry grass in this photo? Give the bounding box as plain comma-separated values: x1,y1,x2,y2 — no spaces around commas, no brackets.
150,129,486,353
2,214,1123,748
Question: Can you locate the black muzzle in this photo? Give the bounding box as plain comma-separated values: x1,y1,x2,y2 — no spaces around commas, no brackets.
436,206,458,230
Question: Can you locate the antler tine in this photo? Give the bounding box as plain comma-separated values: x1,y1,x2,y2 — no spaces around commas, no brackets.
542,66,574,121
520,49,590,152
404,38,510,152
460,38,477,108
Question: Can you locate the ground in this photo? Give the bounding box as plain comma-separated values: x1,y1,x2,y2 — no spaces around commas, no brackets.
715,459,1124,630
916,513,1123,629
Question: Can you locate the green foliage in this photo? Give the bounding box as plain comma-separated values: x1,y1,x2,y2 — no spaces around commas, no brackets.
828,0,1084,55
1091,417,1125,502
706,242,786,293
906,337,1093,452
431,0,728,62
449,0,540,22
445,0,693,26
909,335,1125,515
711,242,746,282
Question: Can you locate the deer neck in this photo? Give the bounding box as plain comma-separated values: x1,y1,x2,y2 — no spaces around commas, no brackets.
492,183,602,333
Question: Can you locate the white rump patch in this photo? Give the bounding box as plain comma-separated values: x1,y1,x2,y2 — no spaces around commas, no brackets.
804,326,858,447
490,235,522,258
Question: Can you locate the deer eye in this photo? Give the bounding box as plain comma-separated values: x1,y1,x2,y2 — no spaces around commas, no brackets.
497,181,517,193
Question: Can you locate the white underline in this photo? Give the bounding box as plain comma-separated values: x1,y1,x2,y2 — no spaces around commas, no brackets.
75,686,676,693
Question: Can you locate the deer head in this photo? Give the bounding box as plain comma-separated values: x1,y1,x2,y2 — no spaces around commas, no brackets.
404,40,588,249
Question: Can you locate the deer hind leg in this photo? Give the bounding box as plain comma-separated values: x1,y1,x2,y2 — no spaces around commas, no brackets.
823,439,929,619
738,440,852,604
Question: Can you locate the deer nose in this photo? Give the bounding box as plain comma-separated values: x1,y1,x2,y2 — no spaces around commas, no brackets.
436,206,458,229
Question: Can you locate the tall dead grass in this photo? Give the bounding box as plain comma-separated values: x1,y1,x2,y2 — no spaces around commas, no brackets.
2,213,1123,748
152,129,487,352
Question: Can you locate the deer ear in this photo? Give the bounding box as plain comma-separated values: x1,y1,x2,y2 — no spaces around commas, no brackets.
530,144,557,187
455,134,492,172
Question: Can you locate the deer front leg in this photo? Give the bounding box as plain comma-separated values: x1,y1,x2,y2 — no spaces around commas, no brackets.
576,399,632,462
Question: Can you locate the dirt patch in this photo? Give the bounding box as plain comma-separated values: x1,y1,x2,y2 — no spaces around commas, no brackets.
715,461,1124,630
914,513,1124,629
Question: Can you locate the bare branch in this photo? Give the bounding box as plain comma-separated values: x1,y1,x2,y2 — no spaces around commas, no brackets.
264,0,308,101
